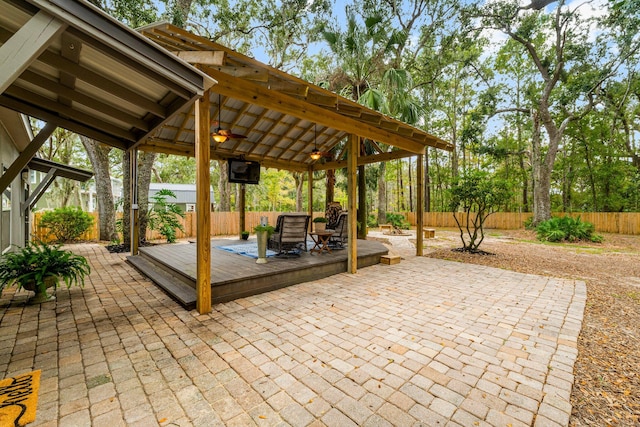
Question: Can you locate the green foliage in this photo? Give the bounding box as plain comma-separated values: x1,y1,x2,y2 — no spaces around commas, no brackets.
367,214,378,229
253,225,275,237
385,213,409,229
0,241,90,294
40,207,94,243
241,231,250,240
147,189,185,243
448,170,512,252
535,216,603,243
313,217,328,223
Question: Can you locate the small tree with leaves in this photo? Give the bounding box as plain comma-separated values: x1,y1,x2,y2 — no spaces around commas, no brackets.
448,170,512,253
147,189,185,243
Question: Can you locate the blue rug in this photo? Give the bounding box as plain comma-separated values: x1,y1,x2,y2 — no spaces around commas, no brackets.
215,242,277,259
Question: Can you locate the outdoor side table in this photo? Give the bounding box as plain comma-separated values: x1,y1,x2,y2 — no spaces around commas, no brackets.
309,231,333,254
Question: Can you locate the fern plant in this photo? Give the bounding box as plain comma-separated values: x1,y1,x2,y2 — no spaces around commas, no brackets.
536,216,602,243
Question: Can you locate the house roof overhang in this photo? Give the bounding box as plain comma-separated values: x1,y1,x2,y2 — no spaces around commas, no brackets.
0,0,215,151
28,156,93,182
137,23,453,172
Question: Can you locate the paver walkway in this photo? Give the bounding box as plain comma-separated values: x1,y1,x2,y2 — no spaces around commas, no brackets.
0,242,585,427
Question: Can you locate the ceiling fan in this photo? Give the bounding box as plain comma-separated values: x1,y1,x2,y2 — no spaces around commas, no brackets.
211,94,247,143
309,124,332,160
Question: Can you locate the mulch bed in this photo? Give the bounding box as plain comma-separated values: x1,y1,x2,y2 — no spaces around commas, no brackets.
423,230,640,426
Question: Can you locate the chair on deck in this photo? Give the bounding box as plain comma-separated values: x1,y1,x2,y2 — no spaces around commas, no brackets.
268,214,310,256
325,202,343,230
327,212,348,249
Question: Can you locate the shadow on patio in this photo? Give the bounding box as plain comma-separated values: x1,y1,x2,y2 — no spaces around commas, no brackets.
0,242,584,426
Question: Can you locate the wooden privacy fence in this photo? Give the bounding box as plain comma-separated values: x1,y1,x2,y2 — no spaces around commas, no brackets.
31,211,324,242
31,210,640,242
405,212,640,235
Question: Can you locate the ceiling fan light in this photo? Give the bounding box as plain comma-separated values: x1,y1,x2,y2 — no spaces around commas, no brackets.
212,133,228,143
310,149,322,160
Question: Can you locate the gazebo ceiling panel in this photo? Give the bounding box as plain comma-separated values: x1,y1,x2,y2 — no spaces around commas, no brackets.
137,22,453,172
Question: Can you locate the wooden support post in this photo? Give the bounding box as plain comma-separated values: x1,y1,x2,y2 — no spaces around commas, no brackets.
347,134,358,273
307,167,313,217
129,149,139,256
416,153,424,256
0,122,56,194
0,11,66,94
195,91,211,314
239,184,246,238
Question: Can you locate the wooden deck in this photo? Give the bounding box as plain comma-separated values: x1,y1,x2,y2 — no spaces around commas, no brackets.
127,238,388,309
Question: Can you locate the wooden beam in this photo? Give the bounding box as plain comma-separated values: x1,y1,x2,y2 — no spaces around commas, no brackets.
4,85,137,141
174,50,225,65
22,168,56,212
203,67,427,154
266,80,309,97
315,149,417,171
213,65,269,82
0,11,66,94
347,134,358,274
195,91,212,314
38,50,167,118
305,92,337,108
416,153,424,256
0,122,56,194
0,97,127,149
19,70,150,131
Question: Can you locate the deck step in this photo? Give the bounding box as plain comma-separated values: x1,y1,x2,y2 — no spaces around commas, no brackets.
126,255,196,309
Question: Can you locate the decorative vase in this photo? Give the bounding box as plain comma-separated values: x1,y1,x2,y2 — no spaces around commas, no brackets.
256,230,268,264
315,222,326,232
23,276,57,304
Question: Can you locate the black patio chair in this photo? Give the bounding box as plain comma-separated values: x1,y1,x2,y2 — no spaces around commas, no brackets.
327,212,348,249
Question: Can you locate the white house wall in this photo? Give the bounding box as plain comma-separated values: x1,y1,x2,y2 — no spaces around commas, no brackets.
0,121,27,251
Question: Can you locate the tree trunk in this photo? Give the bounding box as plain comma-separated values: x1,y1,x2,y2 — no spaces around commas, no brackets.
325,169,335,204
81,137,117,241
137,151,155,242
398,160,405,211
122,150,130,244
424,149,431,212
294,172,304,212
531,110,558,225
408,158,413,211
357,164,367,239
217,160,231,211
377,162,386,224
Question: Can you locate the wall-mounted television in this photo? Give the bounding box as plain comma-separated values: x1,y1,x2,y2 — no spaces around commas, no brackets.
228,158,261,184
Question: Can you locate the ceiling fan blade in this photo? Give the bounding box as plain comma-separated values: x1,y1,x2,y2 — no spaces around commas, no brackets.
218,129,247,139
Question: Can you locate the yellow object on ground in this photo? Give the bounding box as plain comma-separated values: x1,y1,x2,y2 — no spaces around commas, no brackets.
0,370,40,427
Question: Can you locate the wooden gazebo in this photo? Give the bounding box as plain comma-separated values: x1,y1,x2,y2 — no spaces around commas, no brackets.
1,0,452,314
134,23,453,313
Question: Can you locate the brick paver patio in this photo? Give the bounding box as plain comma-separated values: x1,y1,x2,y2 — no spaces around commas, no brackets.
0,242,585,426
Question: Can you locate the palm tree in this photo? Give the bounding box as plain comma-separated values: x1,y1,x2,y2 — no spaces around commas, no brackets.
322,8,411,237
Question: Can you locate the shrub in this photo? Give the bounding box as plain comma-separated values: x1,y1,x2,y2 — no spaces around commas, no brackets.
147,189,185,243
385,213,409,229
535,216,603,243
448,170,512,252
367,214,378,229
39,207,94,243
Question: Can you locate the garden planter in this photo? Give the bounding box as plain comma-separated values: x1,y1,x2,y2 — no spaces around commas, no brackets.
23,276,58,304
256,230,268,264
